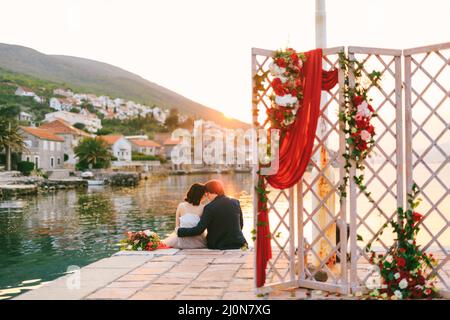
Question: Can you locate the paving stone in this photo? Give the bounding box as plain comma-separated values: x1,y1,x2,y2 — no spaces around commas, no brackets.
153,276,193,284
181,287,224,296
84,256,152,269
163,272,199,279
176,295,221,300
235,268,254,279
142,284,186,292
223,291,259,300
178,258,214,266
152,255,186,262
212,257,248,264
188,281,230,288
130,267,170,275
129,291,176,300
116,274,157,282
227,279,253,291
142,261,177,268
86,287,137,300
196,271,236,281
170,265,207,273
207,264,241,271
106,281,151,288
180,249,225,256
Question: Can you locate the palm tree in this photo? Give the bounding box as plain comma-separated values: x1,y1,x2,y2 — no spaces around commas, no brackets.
74,137,112,170
0,119,27,171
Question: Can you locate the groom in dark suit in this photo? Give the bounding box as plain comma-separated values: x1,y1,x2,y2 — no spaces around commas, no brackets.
177,179,247,250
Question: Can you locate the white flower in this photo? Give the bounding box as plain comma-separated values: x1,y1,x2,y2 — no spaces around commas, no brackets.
394,290,403,299
143,230,152,237
279,75,288,83
399,278,408,289
394,272,400,280
137,247,142,251
386,255,393,263
408,240,414,245
275,94,298,107
269,62,286,76
415,285,423,290
357,101,371,118
127,245,132,250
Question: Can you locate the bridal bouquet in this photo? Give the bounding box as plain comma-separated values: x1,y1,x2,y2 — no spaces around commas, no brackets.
119,230,169,251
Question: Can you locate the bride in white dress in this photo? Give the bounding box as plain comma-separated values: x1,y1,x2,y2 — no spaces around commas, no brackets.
162,183,207,249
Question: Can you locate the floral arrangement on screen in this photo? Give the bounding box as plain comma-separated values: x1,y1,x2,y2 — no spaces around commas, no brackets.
349,95,376,161
367,184,439,300
119,230,169,251
338,52,380,202
267,48,306,131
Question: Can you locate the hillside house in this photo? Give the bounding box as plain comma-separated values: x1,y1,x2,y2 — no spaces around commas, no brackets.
19,126,65,170
44,111,102,133
39,119,91,167
98,135,132,162
128,139,162,156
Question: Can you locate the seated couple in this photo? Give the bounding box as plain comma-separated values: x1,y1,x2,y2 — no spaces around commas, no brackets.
163,180,247,250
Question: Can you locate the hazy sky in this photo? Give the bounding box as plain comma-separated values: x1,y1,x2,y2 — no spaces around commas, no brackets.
0,0,449,122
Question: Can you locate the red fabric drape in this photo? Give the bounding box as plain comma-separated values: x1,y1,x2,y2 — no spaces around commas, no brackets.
256,48,338,287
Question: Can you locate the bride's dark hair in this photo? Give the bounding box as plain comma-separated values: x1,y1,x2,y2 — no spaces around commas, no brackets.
185,183,206,206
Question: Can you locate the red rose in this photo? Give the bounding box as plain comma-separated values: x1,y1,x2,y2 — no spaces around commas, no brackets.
356,119,368,129
291,53,299,65
291,89,298,97
396,257,406,268
412,211,423,222
272,78,285,96
399,248,406,253
276,58,286,68
357,140,367,151
368,104,375,112
353,96,365,107
367,124,375,135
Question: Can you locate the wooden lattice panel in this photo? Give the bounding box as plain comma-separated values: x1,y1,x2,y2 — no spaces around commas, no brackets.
252,47,348,293
405,43,450,295
347,47,404,291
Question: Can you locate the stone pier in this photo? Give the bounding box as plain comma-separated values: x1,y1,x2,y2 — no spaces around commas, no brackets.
14,249,316,300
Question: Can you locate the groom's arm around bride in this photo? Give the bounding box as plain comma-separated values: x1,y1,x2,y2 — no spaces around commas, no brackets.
177,180,247,250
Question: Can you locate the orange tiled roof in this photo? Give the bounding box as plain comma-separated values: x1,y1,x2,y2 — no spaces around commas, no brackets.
98,135,123,145
129,139,161,148
163,138,181,146
39,119,90,137
20,126,65,142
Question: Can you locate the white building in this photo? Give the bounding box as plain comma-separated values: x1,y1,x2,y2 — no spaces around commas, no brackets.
15,86,35,97
99,135,132,162
44,111,102,133
39,119,91,167
53,88,73,97
19,111,33,123
15,86,44,103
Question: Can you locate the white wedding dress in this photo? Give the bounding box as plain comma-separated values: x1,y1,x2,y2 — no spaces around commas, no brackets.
163,202,207,249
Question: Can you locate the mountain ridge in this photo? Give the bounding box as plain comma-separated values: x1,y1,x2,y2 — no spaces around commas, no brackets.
0,43,249,129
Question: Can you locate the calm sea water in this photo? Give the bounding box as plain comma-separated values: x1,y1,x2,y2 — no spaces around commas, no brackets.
0,173,254,298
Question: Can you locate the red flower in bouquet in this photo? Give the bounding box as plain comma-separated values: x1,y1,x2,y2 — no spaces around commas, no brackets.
276,57,286,68
412,211,423,223
396,256,406,268
353,95,365,107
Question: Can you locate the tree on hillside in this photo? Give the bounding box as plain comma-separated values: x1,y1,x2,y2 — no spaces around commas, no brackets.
0,119,27,170
74,137,112,170
165,108,179,130
73,122,86,131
